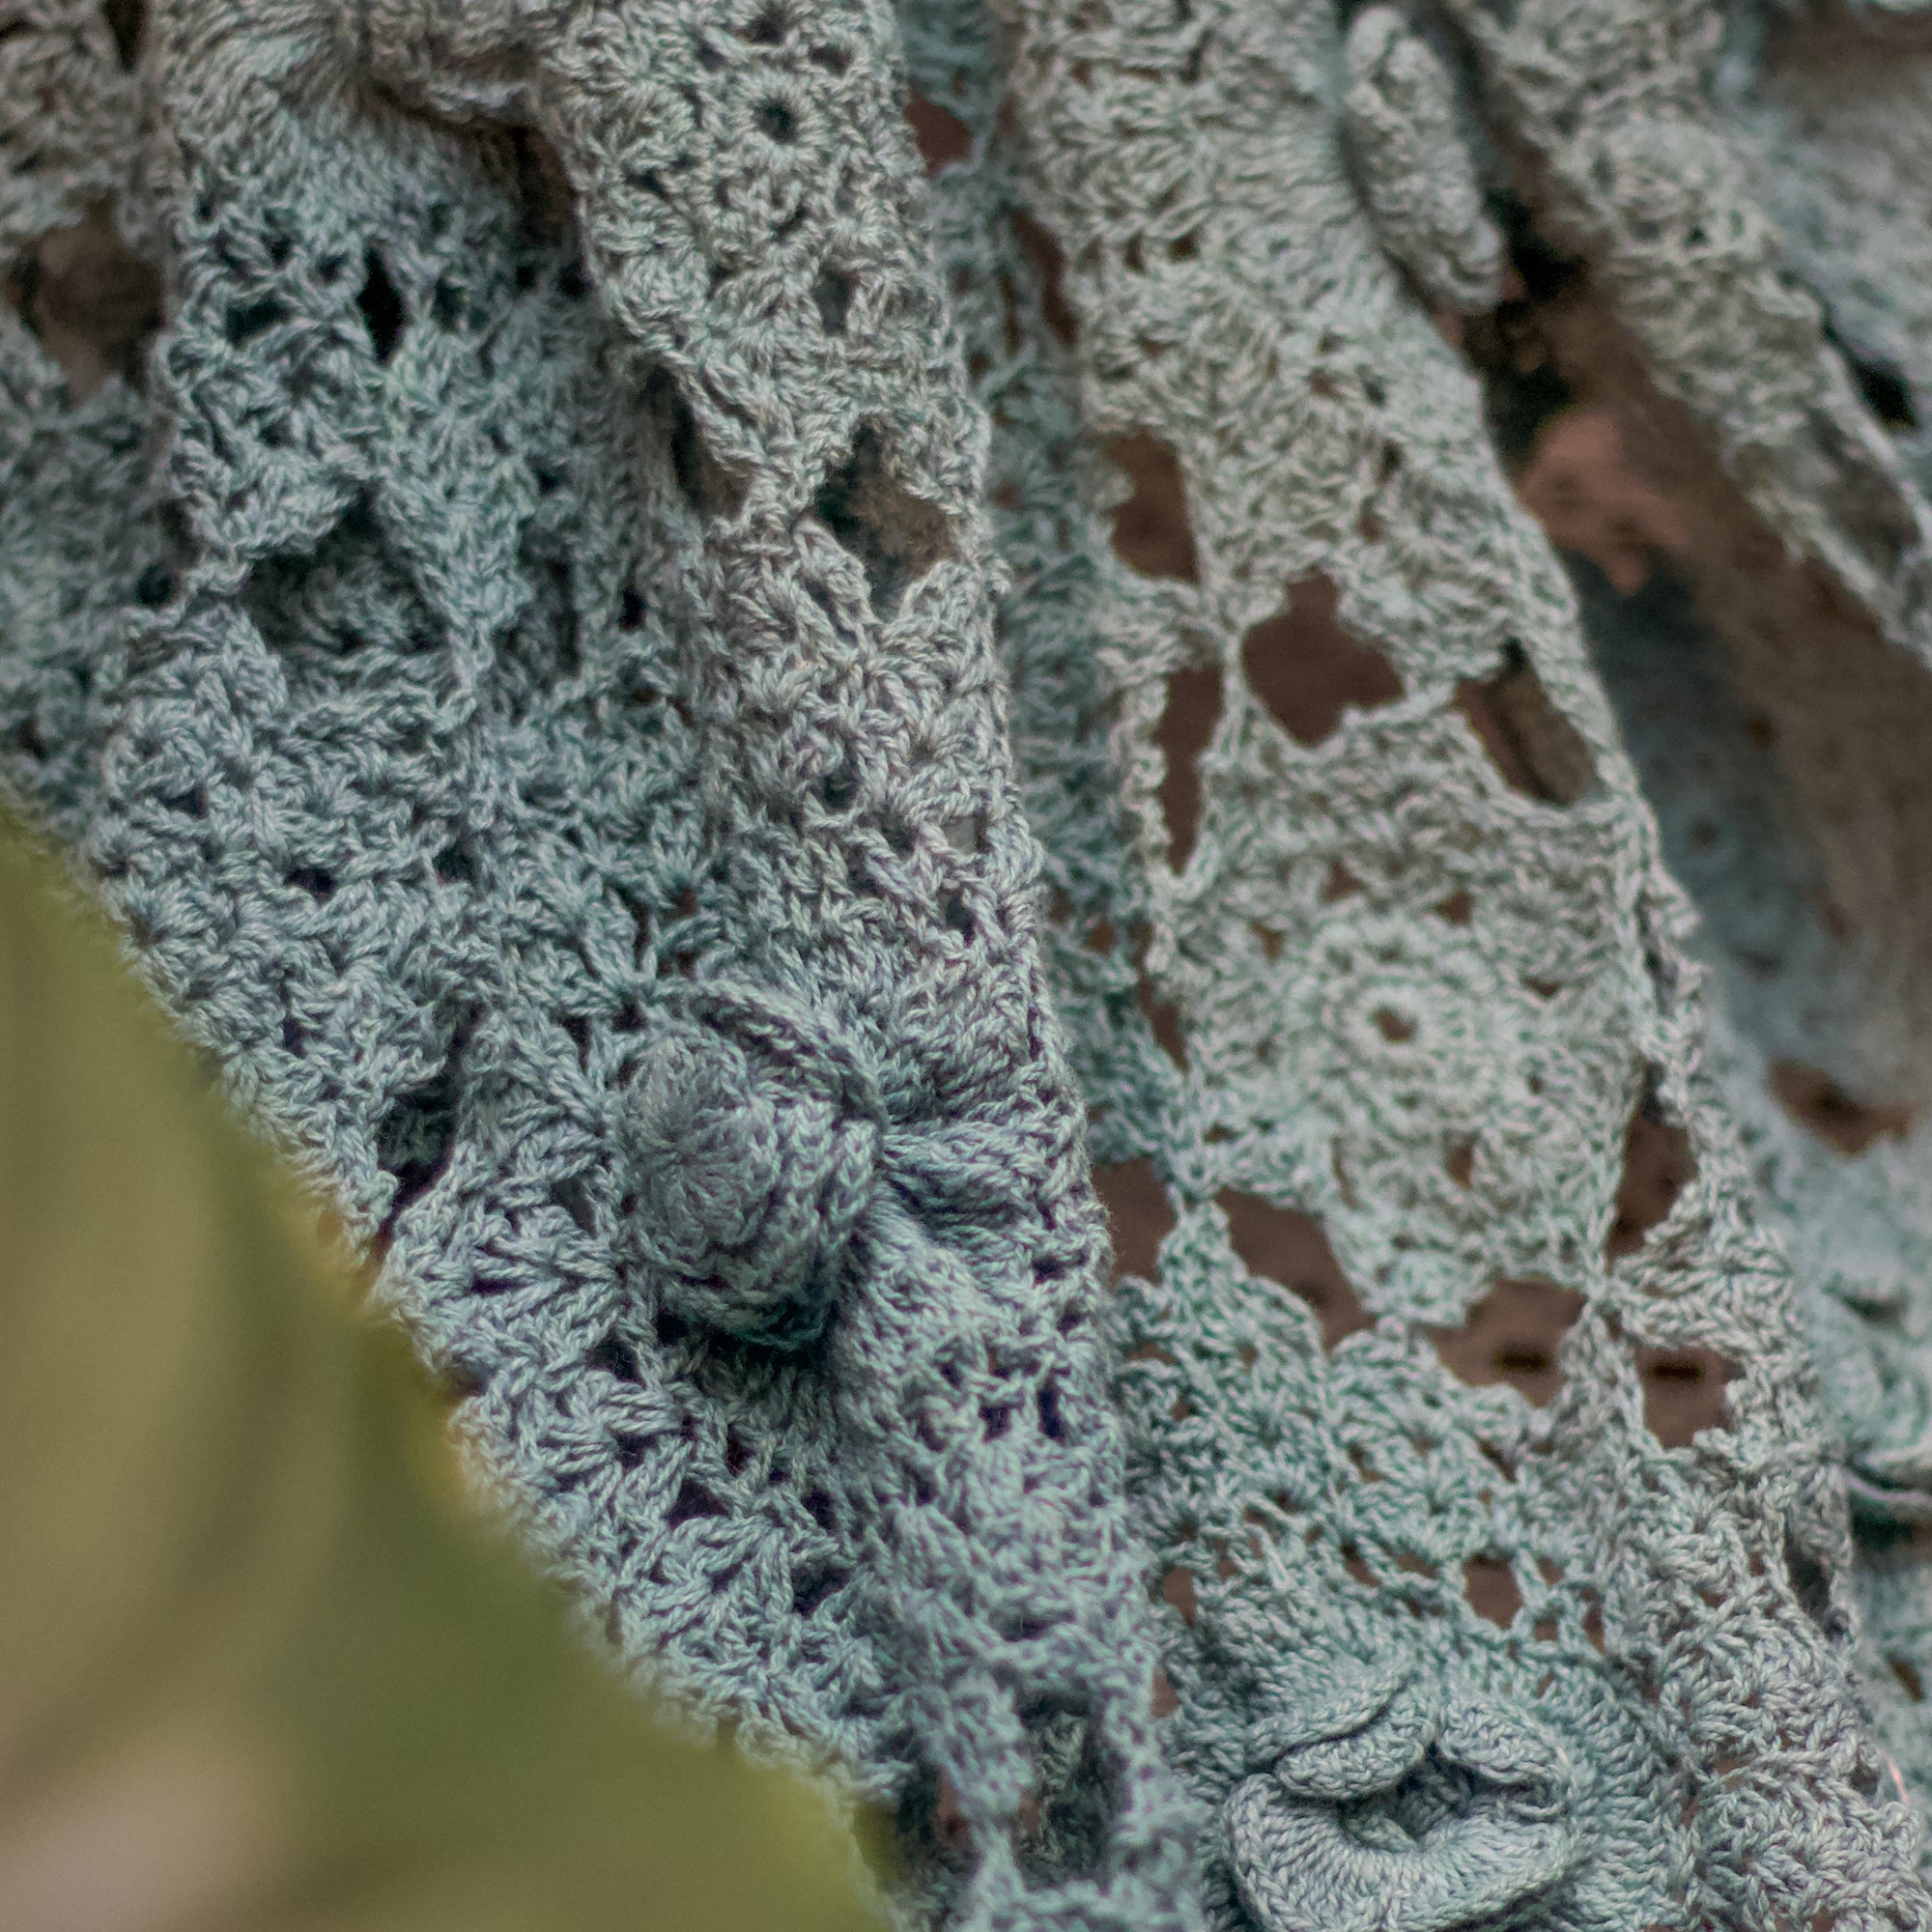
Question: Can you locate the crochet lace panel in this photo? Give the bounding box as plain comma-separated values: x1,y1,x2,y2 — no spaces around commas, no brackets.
6,2,1932,1928
915,0,1932,1924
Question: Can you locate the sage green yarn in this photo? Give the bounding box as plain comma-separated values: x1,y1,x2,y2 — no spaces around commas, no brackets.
8,4,1932,1929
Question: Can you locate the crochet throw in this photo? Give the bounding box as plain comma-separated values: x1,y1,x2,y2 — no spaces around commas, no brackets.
9,2,1932,1928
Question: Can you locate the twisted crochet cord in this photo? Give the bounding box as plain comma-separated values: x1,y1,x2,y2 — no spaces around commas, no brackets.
10,1,1932,1928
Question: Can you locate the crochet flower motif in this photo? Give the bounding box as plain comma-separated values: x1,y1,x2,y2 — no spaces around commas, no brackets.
619,983,886,1349
1225,1654,1578,1932
1229,1646,1577,1932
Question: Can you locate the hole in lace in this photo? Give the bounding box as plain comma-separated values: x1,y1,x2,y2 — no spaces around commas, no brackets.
517,535,582,679
1092,1159,1175,1280
226,297,285,347
791,1564,844,1616
641,364,746,519
1159,1566,1199,1624
1136,967,1188,1068
1102,434,1200,582
550,1174,596,1236
1219,1192,1372,1350
1323,859,1363,903
922,1772,974,1870
1770,1062,1915,1156
1241,575,1404,747
557,1010,592,1071
1635,1343,1739,1448
940,890,974,939
375,1020,470,1228
1464,1555,1523,1628
102,0,145,66
1428,1277,1583,1406
1036,1378,1065,1440
755,98,798,143
1891,1658,1924,1703
1011,210,1078,347
942,812,983,858
1436,889,1473,925
1016,1699,1113,1887
1074,907,1117,954
1581,1595,1605,1652
668,1477,729,1527
4,203,161,398
357,249,406,363
1606,1095,1696,1260
814,421,956,616
905,91,972,172
819,747,858,812
1455,642,1595,804
1155,663,1219,869
812,266,854,333
1445,1139,1476,1188
585,1331,639,1382
286,863,334,899
1785,1534,1835,1633
1848,355,1917,434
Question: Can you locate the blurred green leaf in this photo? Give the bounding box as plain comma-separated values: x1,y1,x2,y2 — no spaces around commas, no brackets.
0,813,885,1931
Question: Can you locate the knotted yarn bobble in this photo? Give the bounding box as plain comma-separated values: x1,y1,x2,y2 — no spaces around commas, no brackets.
619,990,884,1350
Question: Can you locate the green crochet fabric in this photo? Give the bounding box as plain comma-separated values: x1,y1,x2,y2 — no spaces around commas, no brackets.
8,2,1932,1927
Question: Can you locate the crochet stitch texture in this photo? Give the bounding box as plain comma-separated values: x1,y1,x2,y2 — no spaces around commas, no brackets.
9,2,1932,1927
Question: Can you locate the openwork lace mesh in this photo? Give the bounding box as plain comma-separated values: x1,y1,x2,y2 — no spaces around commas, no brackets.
8,3,1932,1927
